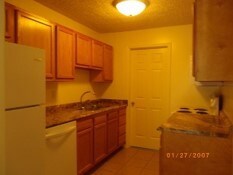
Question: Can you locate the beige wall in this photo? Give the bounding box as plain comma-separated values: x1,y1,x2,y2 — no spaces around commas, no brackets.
5,0,111,106
101,25,219,112
4,1,220,110
0,0,5,174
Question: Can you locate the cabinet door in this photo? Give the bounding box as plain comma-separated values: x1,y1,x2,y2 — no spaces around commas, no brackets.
56,26,75,79
194,0,233,81
16,11,55,79
103,44,113,81
77,127,93,175
92,40,104,69
118,108,126,146
5,3,15,42
94,122,107,164
76,33,92,68
90,44,113,82
107,117,118,154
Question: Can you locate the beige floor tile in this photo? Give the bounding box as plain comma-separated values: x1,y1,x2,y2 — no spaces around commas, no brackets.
151,152,160,162
140,169,159,175
91,169,116,175
144,159,159,171
116,166,143,175
99,161,123,173
91,147,160,175
134,150,155,161
126,158,149,168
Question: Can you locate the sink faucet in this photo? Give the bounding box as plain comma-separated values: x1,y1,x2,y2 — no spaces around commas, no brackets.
80,91,95,108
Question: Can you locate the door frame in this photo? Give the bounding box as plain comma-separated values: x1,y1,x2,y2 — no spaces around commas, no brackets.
127,43,172,147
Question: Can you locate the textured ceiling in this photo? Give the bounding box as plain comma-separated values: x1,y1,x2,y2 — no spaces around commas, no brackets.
34,0,194,33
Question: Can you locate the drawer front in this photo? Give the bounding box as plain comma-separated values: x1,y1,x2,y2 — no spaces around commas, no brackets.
119,115,126,126
119,134,126,145
119,108,126,116
77,119,93,132
107,111,118,120
119,124,126,135
94,114,107,125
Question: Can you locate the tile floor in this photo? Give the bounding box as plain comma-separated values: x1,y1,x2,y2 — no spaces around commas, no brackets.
89,147,159,175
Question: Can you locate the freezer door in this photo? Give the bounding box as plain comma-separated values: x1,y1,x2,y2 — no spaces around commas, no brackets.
5,106,45,175
5,42,45,109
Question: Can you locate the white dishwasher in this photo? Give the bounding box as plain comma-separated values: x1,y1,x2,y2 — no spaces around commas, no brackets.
45,121,77,175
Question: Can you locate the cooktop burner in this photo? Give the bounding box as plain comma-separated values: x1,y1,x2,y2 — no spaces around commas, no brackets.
177,107,210,115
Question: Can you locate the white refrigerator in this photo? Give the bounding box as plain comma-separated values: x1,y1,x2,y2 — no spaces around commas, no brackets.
5,42,45,175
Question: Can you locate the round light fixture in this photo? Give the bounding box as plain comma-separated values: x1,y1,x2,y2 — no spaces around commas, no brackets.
113,0,149,16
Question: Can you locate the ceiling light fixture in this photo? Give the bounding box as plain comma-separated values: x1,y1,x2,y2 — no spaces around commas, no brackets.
113,0,149,16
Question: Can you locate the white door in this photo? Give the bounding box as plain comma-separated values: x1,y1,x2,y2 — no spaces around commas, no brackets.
130,45,171,149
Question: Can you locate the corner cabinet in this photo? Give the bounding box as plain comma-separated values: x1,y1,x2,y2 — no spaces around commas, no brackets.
107,110,119,154
194,0,233,81
16,11,55,80
118,107,126,146
56,25,75,79
90,44,113,82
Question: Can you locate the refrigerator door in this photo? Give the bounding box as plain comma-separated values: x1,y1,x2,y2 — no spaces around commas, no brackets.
5,42,45,109
5,105,45,175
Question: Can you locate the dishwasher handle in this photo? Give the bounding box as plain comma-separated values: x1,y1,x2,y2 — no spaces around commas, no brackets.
45,126,76,139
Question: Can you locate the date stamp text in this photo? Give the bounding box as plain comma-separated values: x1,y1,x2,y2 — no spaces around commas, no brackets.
166,152,210,159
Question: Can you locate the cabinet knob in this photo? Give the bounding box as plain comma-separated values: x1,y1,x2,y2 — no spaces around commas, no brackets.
131,102,135,106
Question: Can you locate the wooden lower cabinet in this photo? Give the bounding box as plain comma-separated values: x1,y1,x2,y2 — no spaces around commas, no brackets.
77,119,94,175
94,114,107,164
107,111,119,153
118,107,126,146
76,108,126,174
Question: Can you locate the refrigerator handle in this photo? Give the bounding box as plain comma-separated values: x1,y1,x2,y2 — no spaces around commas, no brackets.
45,126,76,139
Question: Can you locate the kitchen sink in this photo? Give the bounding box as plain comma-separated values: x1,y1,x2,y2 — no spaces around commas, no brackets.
78,102,111,112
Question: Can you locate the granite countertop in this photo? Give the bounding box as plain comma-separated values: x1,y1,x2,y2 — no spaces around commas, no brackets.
46,99,127,128
158,112,232,138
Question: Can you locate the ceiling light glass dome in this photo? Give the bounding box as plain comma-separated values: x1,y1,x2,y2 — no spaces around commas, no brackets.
113,0,149,16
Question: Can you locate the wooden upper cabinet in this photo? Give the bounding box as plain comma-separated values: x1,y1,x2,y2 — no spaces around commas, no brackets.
16,11,55,79
76,33,92,68
5,3,15,42
103,45,113,81
56,25,75,79
92,40,104,69
90,44,113,82
194,0,233,81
